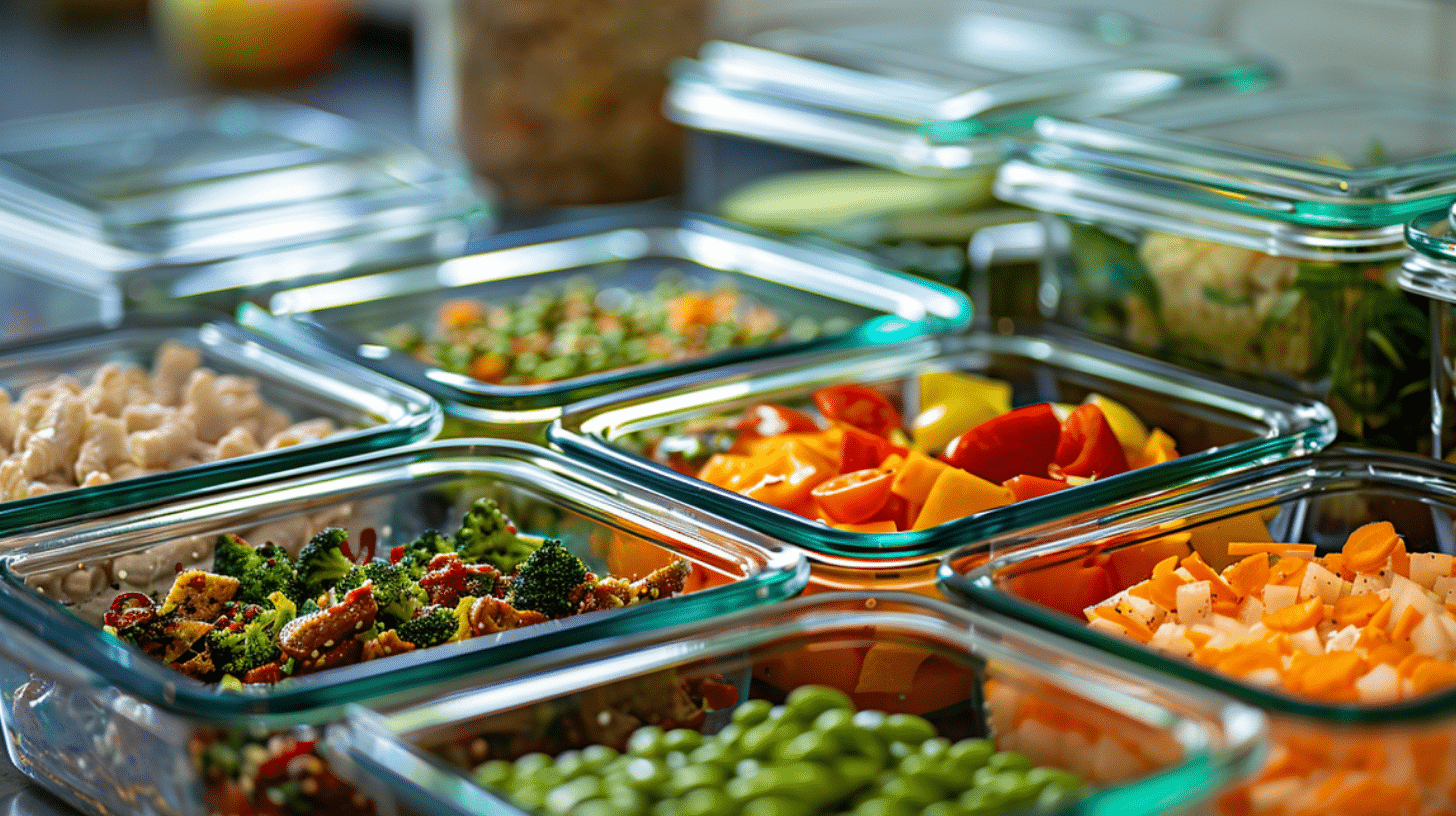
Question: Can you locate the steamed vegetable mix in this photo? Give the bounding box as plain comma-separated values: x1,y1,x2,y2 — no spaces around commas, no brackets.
1069,225,1428,450
102,498,691,687
476,684,1085,816
680,373,1178,532
377,272,851,385
1086,521,1456,704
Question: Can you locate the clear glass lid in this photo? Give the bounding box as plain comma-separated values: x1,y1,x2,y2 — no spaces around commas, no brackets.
667,0,1271,174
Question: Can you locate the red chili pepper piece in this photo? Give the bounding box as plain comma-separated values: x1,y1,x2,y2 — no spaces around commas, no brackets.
940,402,1062,485
812,384,903,438
1052,403,1129,479
389,545,406,564
810,468,895,524
736,403,821,438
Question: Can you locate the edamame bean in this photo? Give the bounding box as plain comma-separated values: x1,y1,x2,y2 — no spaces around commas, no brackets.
628,725,669,758
783,685,854,722
544,775,605,816
731,699,774,727
471,759,512,790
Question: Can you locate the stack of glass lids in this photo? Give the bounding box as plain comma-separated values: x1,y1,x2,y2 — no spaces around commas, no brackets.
0,96,487,326
667,1,1274,179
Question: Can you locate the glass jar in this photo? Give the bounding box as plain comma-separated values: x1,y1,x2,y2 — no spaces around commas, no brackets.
1399,205,1456,458
996,82,1456,452
665,1,1271,319
420,0,709,211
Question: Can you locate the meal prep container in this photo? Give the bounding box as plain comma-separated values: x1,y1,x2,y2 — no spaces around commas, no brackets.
244,212,971,441
0,96,484,325
327,591,1267,816
1399,205,1456,459
667,0,1271,311
0,439,807,816
0,312,440,531
941,448,1456,816
994,81,1456,452
550,327,1336,596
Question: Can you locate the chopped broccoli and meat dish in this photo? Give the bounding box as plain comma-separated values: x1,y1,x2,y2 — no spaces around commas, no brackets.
101,498,692,687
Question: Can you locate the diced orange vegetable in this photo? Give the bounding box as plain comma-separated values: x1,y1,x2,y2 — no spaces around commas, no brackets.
1225,541,1317,557
1321,551,1354,582
1397,652,1432,679
437,298,486,328
909,466,1014,530
739,429,843,464
1263,597,1324,632
1213,640,1283,676
831,519,899,534
1131,427,1180,468
697,453,754,489
890,451,950,506
1295,651,1365,701
1222,554,1272,599
1181,552,1239,603
1332,593,1385,627
1389,536,1410,578
1269,556,1308,587
1342,520,1401,574
738,441,836,509
1105,534,1192,590
1391,606,1424,642
1090,605,1155,643
1001,473,1069,502
1368,597,1394,631
1187,510,1272,571
1152,554,1179,579
1416,660,1456,695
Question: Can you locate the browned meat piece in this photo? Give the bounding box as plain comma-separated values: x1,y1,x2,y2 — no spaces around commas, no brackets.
361,630,417,662
278,585,377,666
570,576,633,613
631,558,690,602
464,595,547,636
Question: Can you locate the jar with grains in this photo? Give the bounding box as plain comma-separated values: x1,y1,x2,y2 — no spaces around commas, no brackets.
434,0,709,210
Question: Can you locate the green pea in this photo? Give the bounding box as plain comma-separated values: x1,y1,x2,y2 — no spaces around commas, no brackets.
902,750,962,789
881,713,937,745
628,725,669,758
544,776,605,816
838,729,889,769
678,786,735,816
980,770,1038,806
986,751,1033,774
664,763,727,798
852,709,887,731
774,730,841,763
619,757,669,791
946,739,995,771
850,795,916,816
741,796,815,816
581,744,619,771
732,699,774,727
471,759,513,791
663,728,703,753
783,685,855,722
553,749,588,781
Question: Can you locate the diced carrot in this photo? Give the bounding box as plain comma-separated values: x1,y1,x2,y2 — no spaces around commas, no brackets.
1185,628,1212,648
832,519,898,534
437,298,485,328
1213,641,1283,676
1321,551,1355,582
1222,554,1272,599
1091,604,1155,643
877,452,906,474
1180,551,1239,602
1225,541,1317,557
1296,651,1365,701
1391,605,1424,642
1212,597,1241,617
468,354,507,383
1369,597,1394,631
1152,554,1179,580
1342,520,1400,574
1270,556,1308,587
1389,536,1410,578
1396,652,1432,679
1367,640,1414,668
1410,660,1456,696
1332,593,1385,627
1263,596,1324,632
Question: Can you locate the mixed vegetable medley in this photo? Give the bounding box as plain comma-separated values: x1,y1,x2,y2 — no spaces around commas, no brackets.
475,684,1086,816
660,372,1177,532
376,272,851,385
101,498,690,687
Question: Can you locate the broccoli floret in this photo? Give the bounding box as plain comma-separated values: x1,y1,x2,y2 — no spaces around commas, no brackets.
211,533,261,579
395,607,458,649
453,497,541,573
395,529,455,580
296,528,355,601
234,544,302,606
338,561,427,628
210,592,297,680
508,539,588,619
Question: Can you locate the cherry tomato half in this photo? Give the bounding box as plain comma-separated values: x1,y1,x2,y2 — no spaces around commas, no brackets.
1053,403,1129,479
811,468,895,524
736,403,822,438
812,384,903,438
940,402,1061,485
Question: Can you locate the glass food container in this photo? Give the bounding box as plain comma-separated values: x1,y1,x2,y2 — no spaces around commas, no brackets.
1399,205,1456,459
0,312,439,531
941,448,1456,816
0,96,485,329
326,592,1267,816
666,0,1272,315
244,212,971,442
415,0,708,210
550,327,1336,597
0,439,807,816
994,82,1456,452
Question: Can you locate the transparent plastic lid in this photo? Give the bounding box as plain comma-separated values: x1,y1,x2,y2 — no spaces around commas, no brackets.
999,81,1456,250
0,96,484,287
1400,205,1456,303
667,1,1271,175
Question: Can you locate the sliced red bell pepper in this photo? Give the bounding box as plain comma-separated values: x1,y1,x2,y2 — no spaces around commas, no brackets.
940,402,1062,485
812,384,903,438
1003,473,1070,502
1052,403,1129,479
811,468,894,524
840,425,902,473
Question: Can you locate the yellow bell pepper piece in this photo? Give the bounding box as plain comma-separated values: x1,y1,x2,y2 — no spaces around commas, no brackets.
910,370,1013,455
1084,393,1150,455
911,466,1014,530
